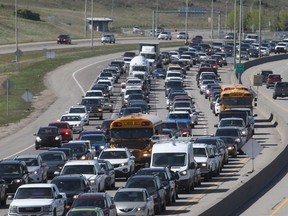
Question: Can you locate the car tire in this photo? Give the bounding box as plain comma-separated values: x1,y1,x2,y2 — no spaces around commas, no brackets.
155,200,162,214
273,95,277,99
1,196,6,206
111,181,115,189
204,173,210,182
35,145,39,150
161,199,166,212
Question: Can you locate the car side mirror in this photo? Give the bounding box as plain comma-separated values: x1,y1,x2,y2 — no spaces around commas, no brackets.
190,162,196,169
54,171,60,176
214,124,218,127
57,194,63,199
130,156,135,160
7,195,14,200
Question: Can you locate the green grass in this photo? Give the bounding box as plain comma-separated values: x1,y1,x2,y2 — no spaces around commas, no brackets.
0,41,183,126
0,0,287,45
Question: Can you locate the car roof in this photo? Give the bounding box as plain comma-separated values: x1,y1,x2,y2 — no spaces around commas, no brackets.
40,151,66,155
102,148,127,152
51,174,85,181
15,154,39,159
116,188,147,193
0,159,25,164
19,183,56,188
64,160,98,165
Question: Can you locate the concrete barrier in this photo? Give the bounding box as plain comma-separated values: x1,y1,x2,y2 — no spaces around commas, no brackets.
200,54,288,216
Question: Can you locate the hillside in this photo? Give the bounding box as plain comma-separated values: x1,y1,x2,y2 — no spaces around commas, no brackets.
0,0,287,45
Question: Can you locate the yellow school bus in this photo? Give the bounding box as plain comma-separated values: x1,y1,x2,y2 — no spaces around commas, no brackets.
109,113,162,166
220,85,254,111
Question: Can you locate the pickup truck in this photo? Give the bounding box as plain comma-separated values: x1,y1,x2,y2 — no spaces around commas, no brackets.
8,183,66,216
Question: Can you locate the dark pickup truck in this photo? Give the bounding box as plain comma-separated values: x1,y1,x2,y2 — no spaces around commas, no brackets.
80,97,103,120
273,82,288,99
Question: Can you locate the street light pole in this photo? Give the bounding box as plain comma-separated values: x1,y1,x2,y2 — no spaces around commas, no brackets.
233,0,237,69
211,0,214,39
91,0,94,48
258,0,262,58
84,0,87,38
111,0,114,28
185,0,188,42
239,0,242,64
15,0,19,63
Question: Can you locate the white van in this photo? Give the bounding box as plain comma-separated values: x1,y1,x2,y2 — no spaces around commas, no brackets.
150,138,197,193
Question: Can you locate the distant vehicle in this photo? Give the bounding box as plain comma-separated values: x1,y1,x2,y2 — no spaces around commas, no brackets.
60,114,85,133
14,154,48,183
57,34,71,44
70,192,117,216
158,31,172,40
266,74,282,88
114,188,154,216
39,151,67,180
34,126,62,150
48,121,73,142
101,34,116,43
177,32,189,40
273,82,288,99
224,32,237,39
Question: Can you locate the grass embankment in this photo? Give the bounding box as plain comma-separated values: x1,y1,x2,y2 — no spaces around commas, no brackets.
0,41,182,126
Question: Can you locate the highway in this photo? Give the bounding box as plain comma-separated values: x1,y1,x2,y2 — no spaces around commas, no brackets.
0,40,287,215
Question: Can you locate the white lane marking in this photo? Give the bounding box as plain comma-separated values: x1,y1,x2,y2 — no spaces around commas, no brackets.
72,57,115,95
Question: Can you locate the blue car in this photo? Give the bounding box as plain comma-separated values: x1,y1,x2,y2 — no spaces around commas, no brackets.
166,111,192,127
79,133,109,156
152,68,167,79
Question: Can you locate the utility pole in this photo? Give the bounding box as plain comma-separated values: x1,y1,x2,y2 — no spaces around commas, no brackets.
211,0,214,39
258,0,262,58
84,0,87,38
233,0,237,69
15,0,19,63
185,0,188,42
91,0,94,48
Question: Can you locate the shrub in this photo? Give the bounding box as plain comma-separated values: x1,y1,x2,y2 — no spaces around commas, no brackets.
16,9,40,21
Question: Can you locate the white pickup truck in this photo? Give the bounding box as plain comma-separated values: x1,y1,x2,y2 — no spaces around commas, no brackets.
8,183,66,216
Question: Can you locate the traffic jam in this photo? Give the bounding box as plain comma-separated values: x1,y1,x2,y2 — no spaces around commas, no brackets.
3,36,274,216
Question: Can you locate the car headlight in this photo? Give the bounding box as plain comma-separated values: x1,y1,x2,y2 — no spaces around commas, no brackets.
80,155,87,160
235,138,241,143
65,132,69,135
14,179,23,183
98,108,103,112
179,170,187,176
58,166,63,170
100,145,105,150
228,146,235,150
89,179,96,185
55,136,60,140
36,136,42,142
120,162,128,166
201,163,207,167
136,207,145,211
43,205,53,212
33,169,39,175
9,205,17,213
241,130,247,135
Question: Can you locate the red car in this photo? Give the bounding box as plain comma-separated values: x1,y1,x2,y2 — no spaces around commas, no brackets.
57,34,71,44
266,74,282,88
48,122,73,142
204,59,218,74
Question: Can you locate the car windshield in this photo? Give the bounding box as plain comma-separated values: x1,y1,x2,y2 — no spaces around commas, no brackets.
194,148,207,157
162,122,178,130
126,179,156,194
15,188,52,199
99,151,127,159
81,99,102,105
61,116,81,121
219,120,244,127
15,158,39,166
63,144,85,154
114,191,144,202
38,128,58,135
72,197,106,208
152,153,187,167
41,153,63,162
0,164,21,175
69,108,85,113
174,102,190,108
52,180,82,192
80,135,105,143
168,113,190,119
215,129,239,137
62,165,96,175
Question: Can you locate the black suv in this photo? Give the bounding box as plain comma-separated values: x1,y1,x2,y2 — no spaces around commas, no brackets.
80,97,103,120
125,175,166,214
0,160,30,195
51,174,91,211
136,167,178,206
34,126,62,150
273,82,288,99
